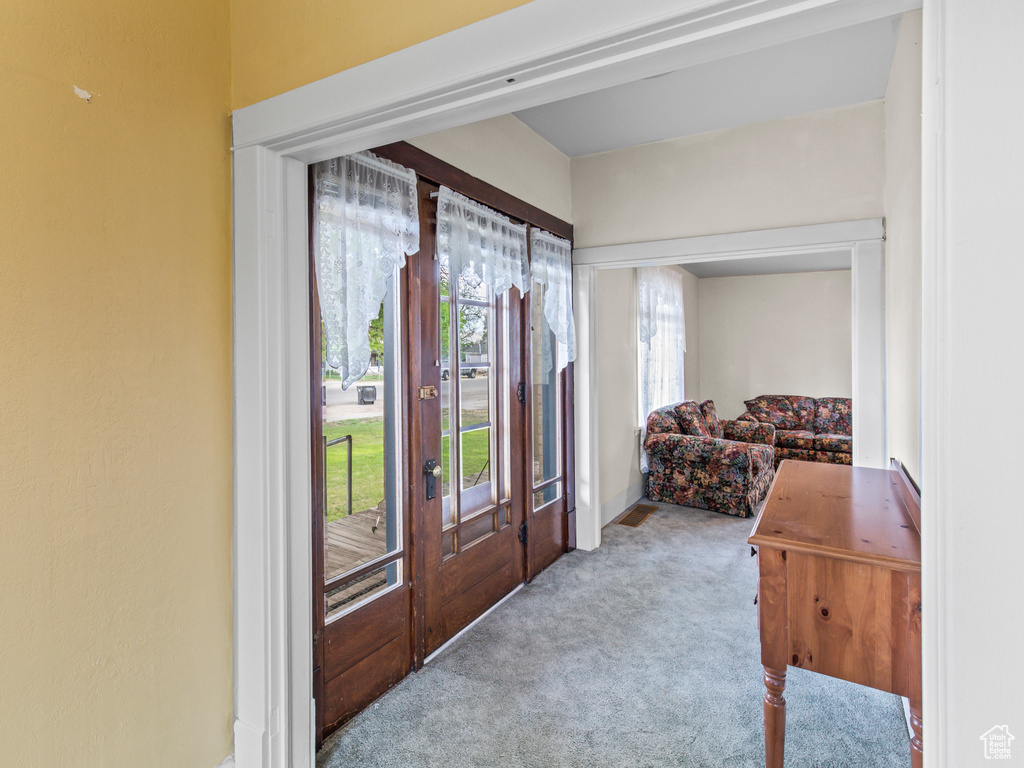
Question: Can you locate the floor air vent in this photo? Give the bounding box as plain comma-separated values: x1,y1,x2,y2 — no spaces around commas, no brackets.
617,503,657,527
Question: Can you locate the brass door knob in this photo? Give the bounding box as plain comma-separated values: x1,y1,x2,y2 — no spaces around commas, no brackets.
432,465,442,478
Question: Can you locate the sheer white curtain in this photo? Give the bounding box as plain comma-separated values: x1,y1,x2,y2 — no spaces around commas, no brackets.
638,266,686,472
530,229,576,372
436,186,529,296
312,151,419,388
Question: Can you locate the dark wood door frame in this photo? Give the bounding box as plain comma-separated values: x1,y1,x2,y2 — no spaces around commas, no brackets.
372,142,573,241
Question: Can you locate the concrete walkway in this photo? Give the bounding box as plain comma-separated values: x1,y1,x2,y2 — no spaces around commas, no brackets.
324,374,491,424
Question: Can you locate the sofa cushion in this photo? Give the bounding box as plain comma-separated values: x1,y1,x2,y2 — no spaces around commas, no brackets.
815,450,852,465
674,401,711,437
814,397,852,436
646,407,681,437
699,400,724,438
744,395,815,430
775,429,815,450
814,434,853,453
776,447,816,463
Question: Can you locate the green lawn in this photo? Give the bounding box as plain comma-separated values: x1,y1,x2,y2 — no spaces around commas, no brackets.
324,414,491,523
324,419,387,522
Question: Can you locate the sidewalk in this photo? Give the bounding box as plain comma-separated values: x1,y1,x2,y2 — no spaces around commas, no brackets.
324,379,384,423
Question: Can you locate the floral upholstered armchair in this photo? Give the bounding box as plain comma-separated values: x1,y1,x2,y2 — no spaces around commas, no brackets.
644,400,776,518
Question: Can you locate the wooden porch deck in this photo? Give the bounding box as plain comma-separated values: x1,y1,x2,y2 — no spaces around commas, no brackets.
325,508,389,582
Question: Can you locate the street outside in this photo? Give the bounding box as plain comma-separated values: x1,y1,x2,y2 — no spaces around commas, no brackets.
324,372,491,422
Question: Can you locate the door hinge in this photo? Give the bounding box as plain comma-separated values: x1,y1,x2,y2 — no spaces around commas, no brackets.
516,383,526,404
518,522,528,545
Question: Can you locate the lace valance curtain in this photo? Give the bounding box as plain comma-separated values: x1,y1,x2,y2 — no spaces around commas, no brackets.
638,266,686,472
530,229,576,372
312,151,419,388
435,186,529,297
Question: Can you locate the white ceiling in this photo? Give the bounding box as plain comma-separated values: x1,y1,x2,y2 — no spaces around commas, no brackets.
680,250,851,279
514,14,903,158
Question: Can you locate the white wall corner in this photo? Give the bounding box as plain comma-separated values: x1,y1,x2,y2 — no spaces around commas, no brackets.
851,239,887,468
601,479,647,527
216,756,236,768
573,263,602,551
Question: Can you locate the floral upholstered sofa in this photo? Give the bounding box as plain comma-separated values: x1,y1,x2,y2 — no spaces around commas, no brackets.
644,400,776,518
737,395,852,467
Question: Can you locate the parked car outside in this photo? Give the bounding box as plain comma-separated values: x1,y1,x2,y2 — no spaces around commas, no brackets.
441,366,478,380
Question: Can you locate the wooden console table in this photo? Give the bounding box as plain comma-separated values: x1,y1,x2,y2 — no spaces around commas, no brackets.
748,459,922,767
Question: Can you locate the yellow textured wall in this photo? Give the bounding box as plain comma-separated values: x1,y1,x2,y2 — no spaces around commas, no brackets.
2,0,545,764
0,0,233,765
231,0,534,108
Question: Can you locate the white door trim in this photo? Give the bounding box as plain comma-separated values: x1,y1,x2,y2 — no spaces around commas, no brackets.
231,2,923,766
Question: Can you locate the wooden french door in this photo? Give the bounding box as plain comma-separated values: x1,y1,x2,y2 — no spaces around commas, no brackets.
311,146,575,746
310,247,413,746
523,284,575,579
410,181,527,658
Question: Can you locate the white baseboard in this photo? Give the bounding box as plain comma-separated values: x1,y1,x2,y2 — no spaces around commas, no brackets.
600,479,646,527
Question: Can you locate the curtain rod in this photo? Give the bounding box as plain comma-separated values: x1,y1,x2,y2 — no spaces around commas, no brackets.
428,190,534,231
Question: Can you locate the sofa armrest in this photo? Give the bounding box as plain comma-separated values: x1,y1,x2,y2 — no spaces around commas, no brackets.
644,432,754,471
723,419,775,446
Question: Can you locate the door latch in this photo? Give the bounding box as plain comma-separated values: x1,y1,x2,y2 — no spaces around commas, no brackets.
424,459,441,500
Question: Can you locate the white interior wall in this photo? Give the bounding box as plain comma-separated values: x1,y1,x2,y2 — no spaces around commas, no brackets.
883,10,922,482
593,265,701,524
697,271,853,420
595,268,643,515
574,104,884,516
570,101,885,249
408,114,573,224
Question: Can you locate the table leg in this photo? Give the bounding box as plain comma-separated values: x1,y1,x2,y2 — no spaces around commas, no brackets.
763,665,786,768
909,704,923,768
908,573,923,768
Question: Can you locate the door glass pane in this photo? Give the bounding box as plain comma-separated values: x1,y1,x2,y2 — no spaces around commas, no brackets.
458,301,491,367
460,369,491,428
460,510,496,549
461,426,491,492
534,482,561,509
531,284,561,488
441,434,453,529
453,273,500,519
322,272,402,590
439,277,454,527
325,560,401,622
